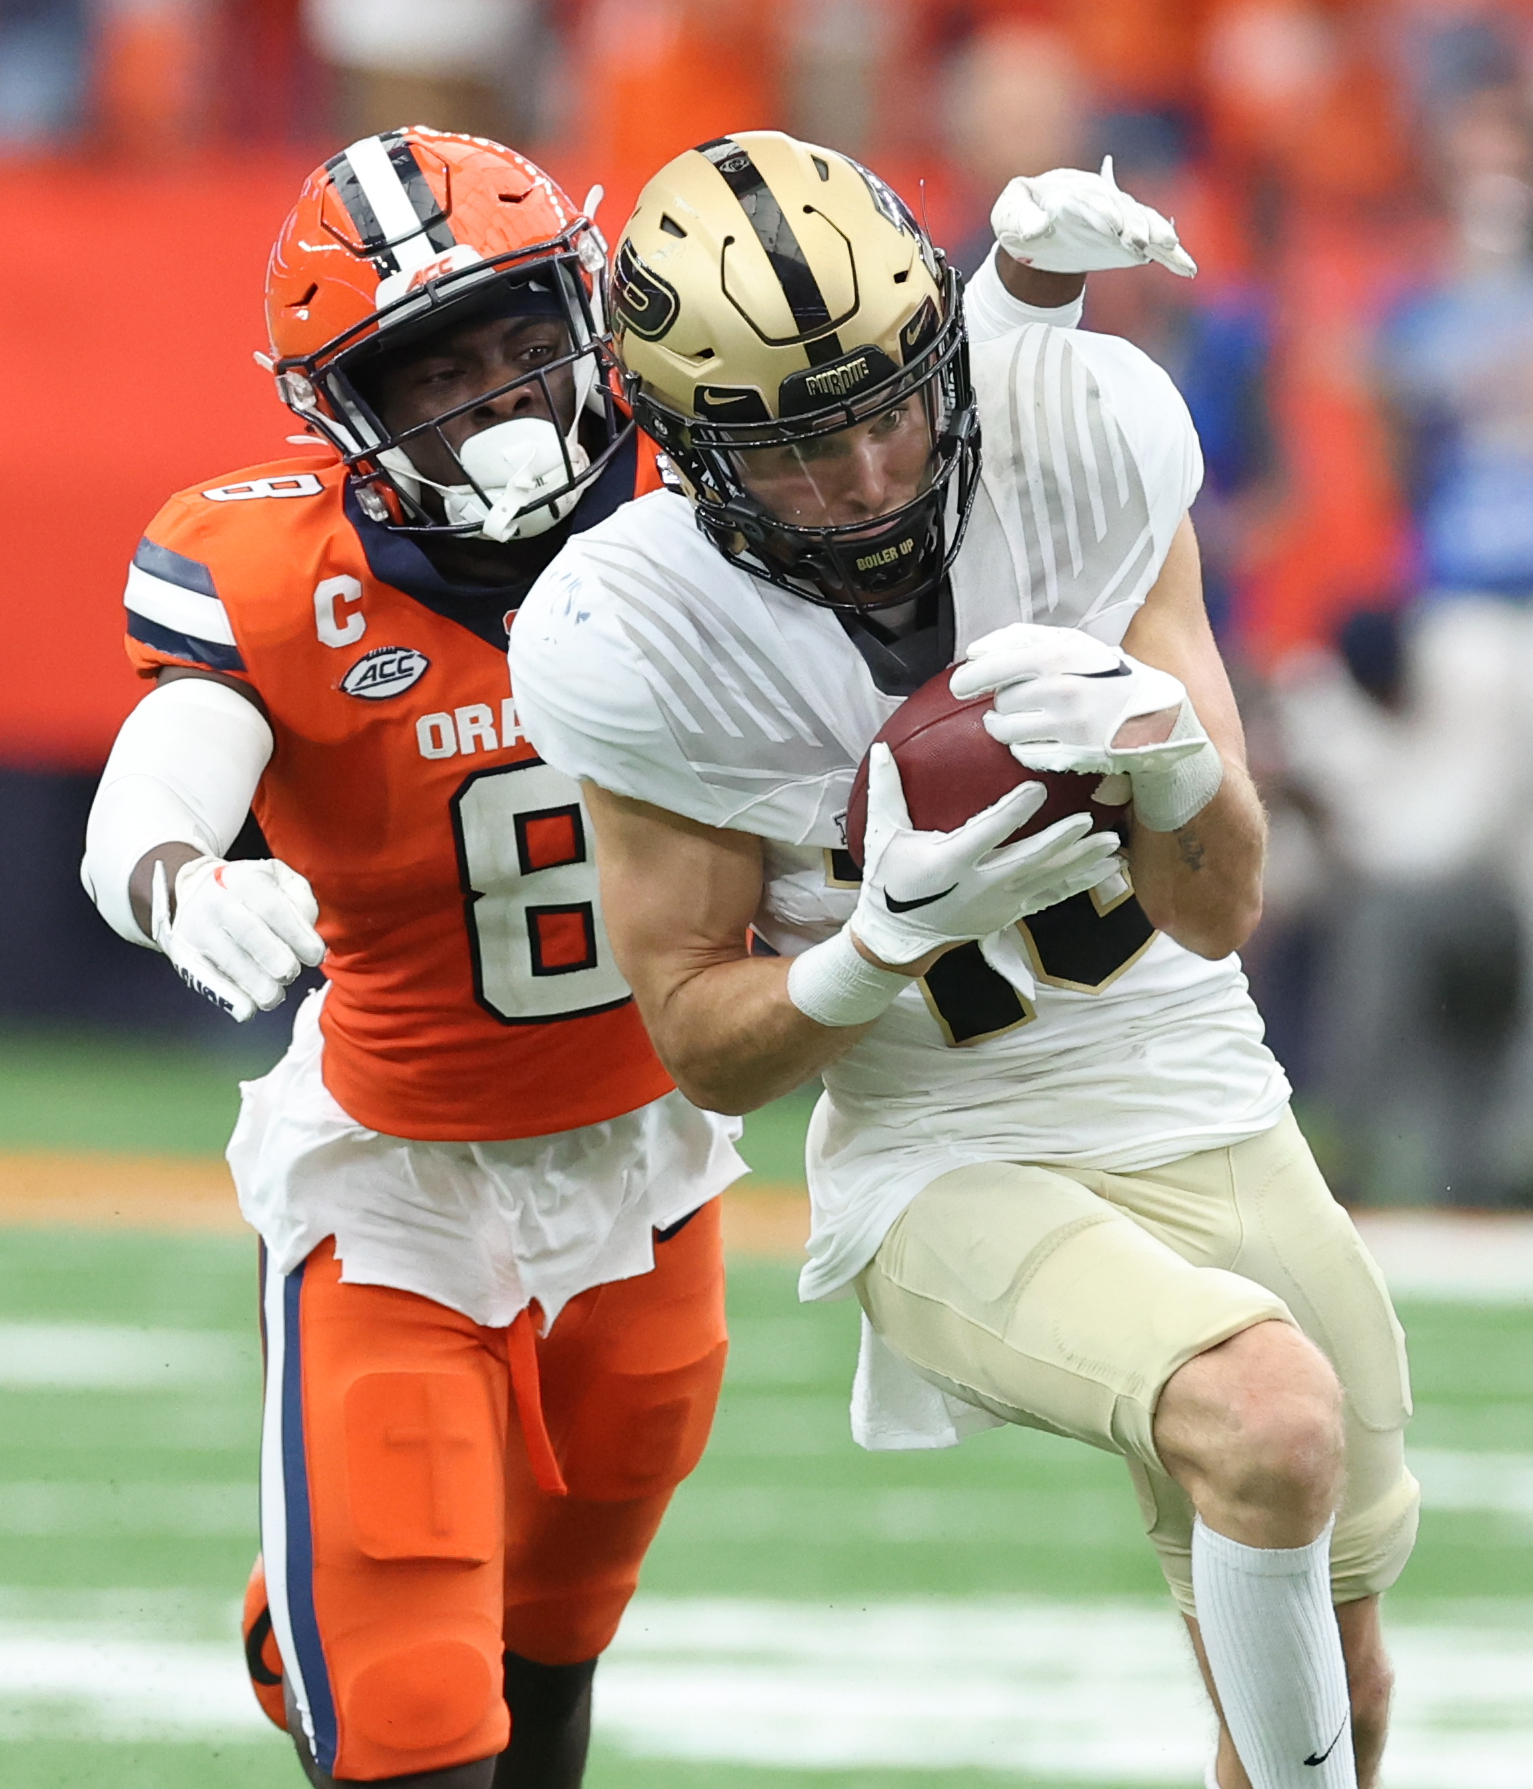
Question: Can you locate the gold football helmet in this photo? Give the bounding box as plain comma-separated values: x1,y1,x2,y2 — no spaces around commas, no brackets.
609,131,979,609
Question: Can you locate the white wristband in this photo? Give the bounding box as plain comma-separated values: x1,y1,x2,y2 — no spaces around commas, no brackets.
786,927,909,1028
1129,702,1225,833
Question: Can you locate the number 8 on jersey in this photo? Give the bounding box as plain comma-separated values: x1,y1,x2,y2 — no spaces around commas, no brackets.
451,761,630,1024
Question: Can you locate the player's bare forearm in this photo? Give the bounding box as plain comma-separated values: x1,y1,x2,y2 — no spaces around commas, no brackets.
1119,518,1265,959
583,784,869,1114
647,952,867,1113
1127,763,1265,959
994,251,1087,309
128,841,203,937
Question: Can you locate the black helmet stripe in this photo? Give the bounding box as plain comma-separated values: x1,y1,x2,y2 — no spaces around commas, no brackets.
384,135,456,254
325,131,455,271
697,137,842,365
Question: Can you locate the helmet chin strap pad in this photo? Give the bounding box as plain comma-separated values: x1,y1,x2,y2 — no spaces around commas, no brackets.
702,483,945,611
456,418,591,540
381,419,591,542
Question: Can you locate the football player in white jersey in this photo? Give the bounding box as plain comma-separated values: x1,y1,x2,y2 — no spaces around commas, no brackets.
509,135,1416,1789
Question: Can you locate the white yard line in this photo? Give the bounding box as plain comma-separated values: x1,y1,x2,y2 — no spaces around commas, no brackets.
0,1481,254,1537
0,1633,270,1739
0,1322,248,1388
1353,1211,1533,1303
597,1598,1533,1788
0,1595,1527,1785
0,1214,1517,1404
1410,1448,1533,1519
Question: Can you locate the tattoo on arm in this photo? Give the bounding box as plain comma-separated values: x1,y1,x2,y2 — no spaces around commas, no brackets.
1176,828,1207,873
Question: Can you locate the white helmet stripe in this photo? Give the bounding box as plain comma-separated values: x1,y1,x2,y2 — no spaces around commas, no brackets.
341,134,447,275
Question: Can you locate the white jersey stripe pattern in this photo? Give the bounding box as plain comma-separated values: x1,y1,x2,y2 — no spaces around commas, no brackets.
985,326,1155,622
123,564,238,646
577,545,855,789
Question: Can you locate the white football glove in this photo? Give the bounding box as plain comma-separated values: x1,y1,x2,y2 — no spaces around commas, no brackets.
151,855,325,1021
991,156,1196,278
950,624,1224,833
849,741,1121,968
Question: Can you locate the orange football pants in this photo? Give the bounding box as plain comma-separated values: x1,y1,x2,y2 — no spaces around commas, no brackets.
258,1201,726,1782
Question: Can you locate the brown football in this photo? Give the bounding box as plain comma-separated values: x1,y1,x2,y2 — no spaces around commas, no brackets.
844,665,1129,867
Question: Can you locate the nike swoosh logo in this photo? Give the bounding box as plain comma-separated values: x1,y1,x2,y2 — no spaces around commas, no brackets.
1303,1717,1348,1767
1079,664,1132,678
884,884,958,914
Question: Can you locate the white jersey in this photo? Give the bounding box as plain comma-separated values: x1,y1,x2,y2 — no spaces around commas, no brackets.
510,297,1290,1306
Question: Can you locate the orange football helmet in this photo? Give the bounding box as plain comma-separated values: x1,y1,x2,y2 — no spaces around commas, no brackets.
265,126,629,539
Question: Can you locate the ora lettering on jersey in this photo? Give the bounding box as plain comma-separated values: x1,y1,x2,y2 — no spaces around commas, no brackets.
417,698,530,762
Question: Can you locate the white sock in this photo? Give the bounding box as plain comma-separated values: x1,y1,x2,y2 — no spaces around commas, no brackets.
1191,1516,1355,1789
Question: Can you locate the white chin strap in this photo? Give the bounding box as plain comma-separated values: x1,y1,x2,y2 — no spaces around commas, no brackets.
453,417,591,540
380,416,590,542
376,340,603,543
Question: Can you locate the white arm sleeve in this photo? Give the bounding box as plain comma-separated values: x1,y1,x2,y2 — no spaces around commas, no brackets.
81,677,274,947
964,246,1083,345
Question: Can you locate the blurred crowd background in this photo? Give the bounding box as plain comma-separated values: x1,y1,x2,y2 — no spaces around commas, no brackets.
5,0,1533,1207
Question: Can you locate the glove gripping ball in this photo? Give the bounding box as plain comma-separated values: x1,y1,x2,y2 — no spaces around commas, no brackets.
845,666,1130,868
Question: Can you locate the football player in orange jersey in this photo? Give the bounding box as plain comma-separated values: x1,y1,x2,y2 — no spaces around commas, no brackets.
81,128,747,1787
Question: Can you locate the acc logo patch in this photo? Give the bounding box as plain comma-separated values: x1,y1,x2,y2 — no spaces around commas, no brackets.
341,646,429,700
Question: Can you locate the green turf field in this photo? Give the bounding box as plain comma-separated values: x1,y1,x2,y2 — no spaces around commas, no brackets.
0,1025,1530,1784
0,1022,817,1181
0,1227,1527,1786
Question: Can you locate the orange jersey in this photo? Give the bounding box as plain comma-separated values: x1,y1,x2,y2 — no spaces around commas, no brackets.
124,437,673,1141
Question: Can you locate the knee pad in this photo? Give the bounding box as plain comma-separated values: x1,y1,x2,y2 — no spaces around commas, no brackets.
1332,1465,1421,1603
501,1490,687,1663
336,1635,506,1775
1127,1454,1422,1619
